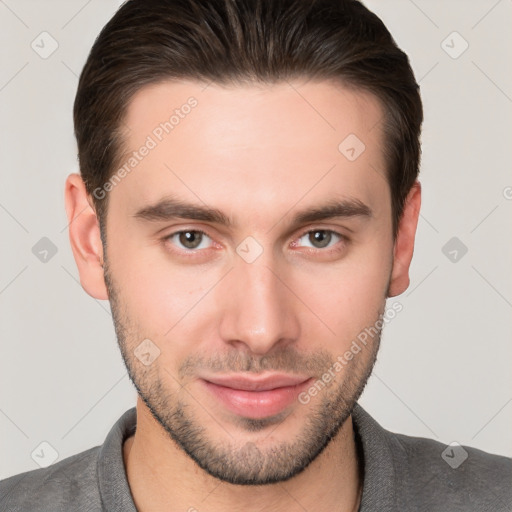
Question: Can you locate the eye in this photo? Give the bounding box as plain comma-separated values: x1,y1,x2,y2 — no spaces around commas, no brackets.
295,229,344,250
165,230,213,251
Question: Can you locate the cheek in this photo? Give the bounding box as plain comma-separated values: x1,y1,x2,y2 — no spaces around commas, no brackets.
108,236,219,346
295,241,393,344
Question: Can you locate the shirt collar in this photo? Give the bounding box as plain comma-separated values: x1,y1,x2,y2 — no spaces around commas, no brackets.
351,402,402,511
97,407,137,512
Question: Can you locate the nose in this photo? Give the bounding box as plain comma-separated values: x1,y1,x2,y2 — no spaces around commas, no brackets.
218,251,301,356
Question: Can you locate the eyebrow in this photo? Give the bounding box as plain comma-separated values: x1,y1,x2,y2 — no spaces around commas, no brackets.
133,196,372,229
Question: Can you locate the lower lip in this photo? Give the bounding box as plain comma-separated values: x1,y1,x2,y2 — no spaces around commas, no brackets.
202,379,312,419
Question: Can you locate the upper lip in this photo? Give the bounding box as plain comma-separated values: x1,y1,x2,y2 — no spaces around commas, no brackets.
202,373,311,391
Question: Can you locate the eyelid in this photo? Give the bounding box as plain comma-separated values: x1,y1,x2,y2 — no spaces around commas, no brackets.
296,226,345,238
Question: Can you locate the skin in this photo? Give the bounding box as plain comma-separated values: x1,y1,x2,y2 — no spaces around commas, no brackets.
65,79,421,512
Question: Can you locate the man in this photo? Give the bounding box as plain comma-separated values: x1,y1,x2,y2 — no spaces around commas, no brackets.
1,0,510,510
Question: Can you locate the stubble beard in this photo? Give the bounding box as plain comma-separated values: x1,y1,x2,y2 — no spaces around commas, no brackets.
104,261,382,485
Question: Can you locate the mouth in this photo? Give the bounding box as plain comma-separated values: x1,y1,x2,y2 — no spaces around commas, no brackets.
200,373,313,419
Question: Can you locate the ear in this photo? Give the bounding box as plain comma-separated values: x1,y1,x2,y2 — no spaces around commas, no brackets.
387,181,421,297
64,173,108,300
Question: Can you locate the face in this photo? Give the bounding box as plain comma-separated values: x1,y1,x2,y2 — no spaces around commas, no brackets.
70,79,418,485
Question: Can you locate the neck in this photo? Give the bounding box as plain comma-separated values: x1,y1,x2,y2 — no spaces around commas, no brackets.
123,397,362,512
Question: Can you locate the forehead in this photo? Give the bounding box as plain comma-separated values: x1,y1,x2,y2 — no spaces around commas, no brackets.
112,79,388,221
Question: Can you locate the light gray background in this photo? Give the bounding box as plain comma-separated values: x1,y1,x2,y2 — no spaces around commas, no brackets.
1,0,511,479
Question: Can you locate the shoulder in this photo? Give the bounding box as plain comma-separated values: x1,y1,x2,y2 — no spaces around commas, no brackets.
0,446,102,512
352,403,512,511
391,431,512,510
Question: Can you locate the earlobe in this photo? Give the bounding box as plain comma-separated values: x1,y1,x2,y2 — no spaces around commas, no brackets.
64,173,108,300
387,181,421,297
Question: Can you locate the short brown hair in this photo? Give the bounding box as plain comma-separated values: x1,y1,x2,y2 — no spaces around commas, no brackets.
74,0,423,237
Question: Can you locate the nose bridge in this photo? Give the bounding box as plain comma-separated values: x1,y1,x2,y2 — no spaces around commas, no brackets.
218,248,299,354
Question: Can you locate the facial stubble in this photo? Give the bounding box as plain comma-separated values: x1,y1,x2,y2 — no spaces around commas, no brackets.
103,260,383,486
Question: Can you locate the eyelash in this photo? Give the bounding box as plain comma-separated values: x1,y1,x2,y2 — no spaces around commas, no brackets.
163,228,347,256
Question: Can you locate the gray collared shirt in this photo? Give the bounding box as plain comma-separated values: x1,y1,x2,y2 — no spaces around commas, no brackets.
1,403,511,511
